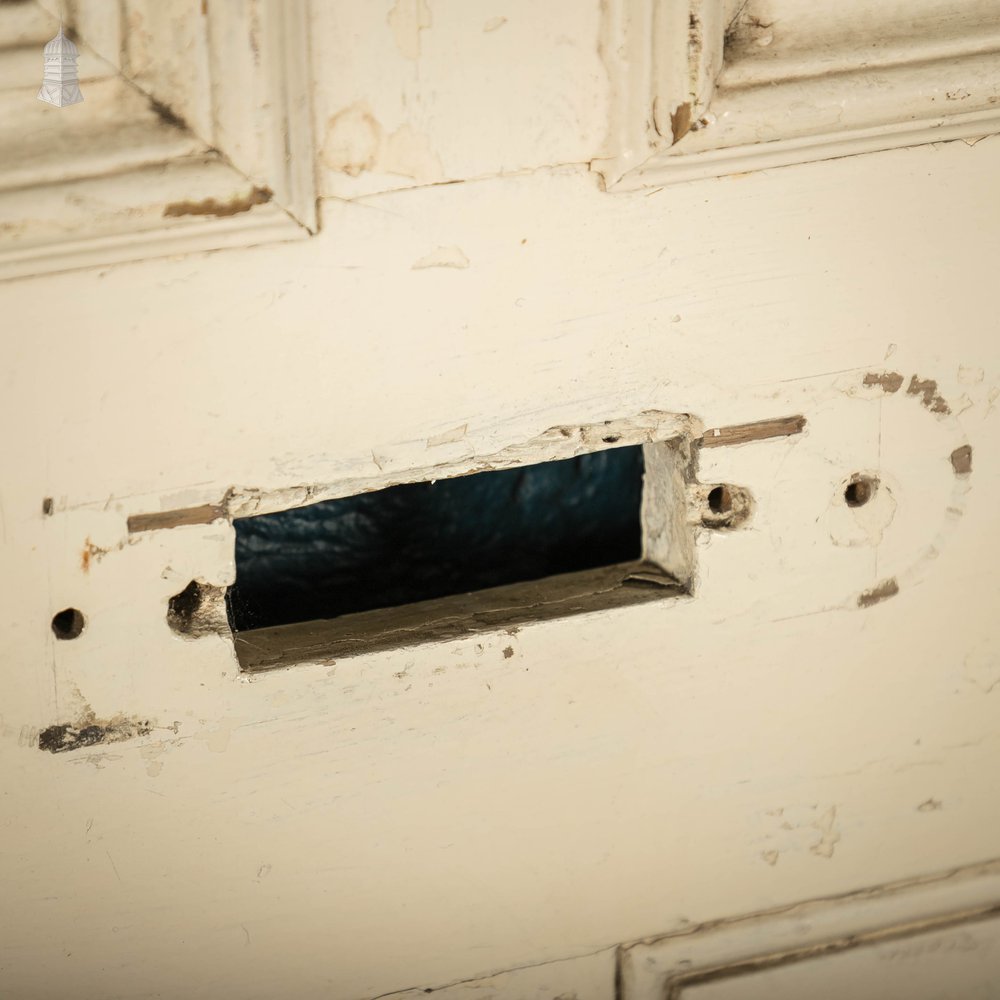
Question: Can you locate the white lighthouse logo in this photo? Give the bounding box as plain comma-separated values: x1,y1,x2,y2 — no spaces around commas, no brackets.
37,26,84,108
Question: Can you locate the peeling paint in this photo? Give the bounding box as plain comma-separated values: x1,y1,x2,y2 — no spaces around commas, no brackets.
413,247,470,271
958,365,984,384
381,124,445,183
907,375,952,415
858,577,900,608
862,371,904,393
163,187,272,219
809,805,840,859
426,423,468,446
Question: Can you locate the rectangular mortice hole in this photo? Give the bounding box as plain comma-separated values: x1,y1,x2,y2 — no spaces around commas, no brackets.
229,440,693,671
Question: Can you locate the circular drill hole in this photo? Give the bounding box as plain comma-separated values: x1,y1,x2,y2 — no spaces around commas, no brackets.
708,485,732,515
51,607,85,640
845,476,877,508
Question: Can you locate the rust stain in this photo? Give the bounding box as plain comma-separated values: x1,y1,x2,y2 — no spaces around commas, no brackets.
670,102,692,145
950,444,973,476
127,503,226,534
701,415,806,448
80,537,110,573
163,187,272,219
39,712,151,754
907,375,951,415
862,371,904,393
858,577,900,609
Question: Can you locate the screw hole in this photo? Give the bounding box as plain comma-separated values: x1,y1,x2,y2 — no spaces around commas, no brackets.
845,476,877,508
708,485,731,514
51,607,85,640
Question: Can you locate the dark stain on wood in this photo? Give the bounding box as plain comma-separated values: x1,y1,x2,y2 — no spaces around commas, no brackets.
907,376,951,415
163,187,273,219
128,503,226,534
670,102,692,144
39,714,151,754
701,415,806,448
149,97,187,130
950,444,973,476
862,371,904,393
858,577,899,609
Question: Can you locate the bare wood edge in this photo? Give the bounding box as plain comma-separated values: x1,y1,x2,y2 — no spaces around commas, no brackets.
700,415,805,448
613,109,1000,190
127,503,226,534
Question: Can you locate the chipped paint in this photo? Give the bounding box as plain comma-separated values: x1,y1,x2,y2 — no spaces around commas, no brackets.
426,423,468,446
858,577,900,608
38,712,151,754
128,503,226,534
670,102,692,145
413,247,470,270
381,124,445,182
163,187,272,219
809,806,841,859
907,375,952,415
950,445,973,476
862,371,905,393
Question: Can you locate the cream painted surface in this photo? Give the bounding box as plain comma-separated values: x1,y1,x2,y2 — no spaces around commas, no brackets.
1,2,999,998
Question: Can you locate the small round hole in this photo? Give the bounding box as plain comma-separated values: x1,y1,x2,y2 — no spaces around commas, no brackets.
51,607,85,640
845,476,877,508
708,485,732,515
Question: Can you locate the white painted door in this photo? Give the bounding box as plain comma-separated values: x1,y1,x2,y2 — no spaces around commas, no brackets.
1,2,998,998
